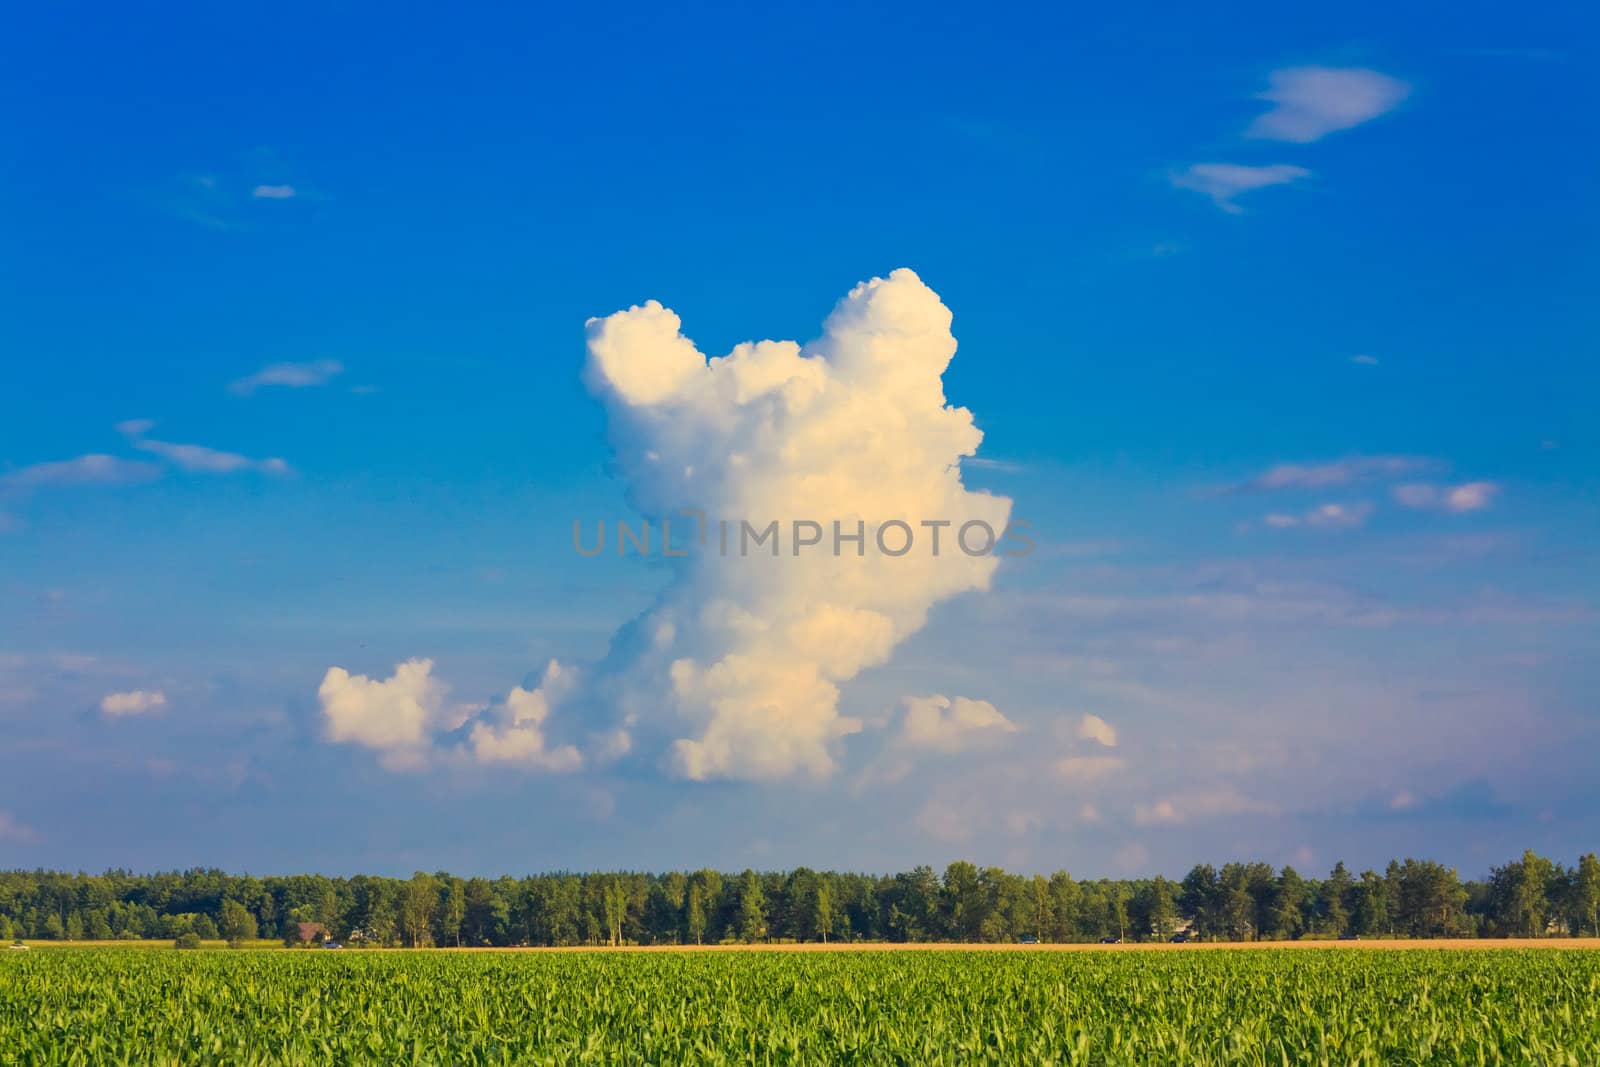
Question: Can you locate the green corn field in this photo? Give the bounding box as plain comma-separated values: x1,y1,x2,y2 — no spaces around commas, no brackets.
3,948,1598,1065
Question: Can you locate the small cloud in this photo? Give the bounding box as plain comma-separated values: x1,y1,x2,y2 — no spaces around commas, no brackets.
0,454,162,491
1005,811,1041,836
229,359,344,395
100,689,168,717
1134,786,1270,826
0,811,38,844
1076,713,1117,747
1134,798,1182,825
320,657,582,773
1350,354,1380,366
1054,754,1126,783
1391,481,1501,513
465,661,583,772
962,456,1023,473
1171,163,1310,213
915,796,976,844
1246,66,1411,143
1447,482,1501,512
134,440,289,476
898,694,1018,753
1226,454,1436,493
1372,779,1512,821
251,184,297,200
116,421,290,476
1261,501,1373,530
1111,842,1149,874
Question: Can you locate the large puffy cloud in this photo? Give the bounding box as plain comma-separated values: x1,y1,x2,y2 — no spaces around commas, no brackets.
317,269,1012,782
582,269,1013,780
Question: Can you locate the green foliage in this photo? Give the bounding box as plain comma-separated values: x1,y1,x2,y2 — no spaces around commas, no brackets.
2,948,1598,1063
173,932,202,950
219,900,258,944
1,850,1596,951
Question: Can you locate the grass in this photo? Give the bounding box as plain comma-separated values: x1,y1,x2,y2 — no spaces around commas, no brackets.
4,946,1599,1063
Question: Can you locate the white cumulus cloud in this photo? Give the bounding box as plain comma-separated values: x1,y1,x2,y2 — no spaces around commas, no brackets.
582,269,1013,781
319,658,445,769
1247,66,1410,143
100,689,167,716
319,269,1013,783
319,657,583,773
466,661,583,771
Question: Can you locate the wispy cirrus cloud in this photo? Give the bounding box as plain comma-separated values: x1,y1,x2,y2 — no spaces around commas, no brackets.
116,420,290,476
0,454,162,491
1135,785,1272,826
229,359,344,395
1246,66,1411,143
168,152,311,228
1262,501,1374,530
1170,162,1310,213
1393,481,1501,513
1223,455,1438,494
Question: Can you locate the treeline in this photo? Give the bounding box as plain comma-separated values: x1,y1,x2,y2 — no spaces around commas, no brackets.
2,850,1597,947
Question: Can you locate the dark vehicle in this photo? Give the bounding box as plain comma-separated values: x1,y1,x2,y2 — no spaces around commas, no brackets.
1169,933,1189,943
1099,936,1122,944
1337,933,1361,941
1017,935,1040,944
322,942,344,949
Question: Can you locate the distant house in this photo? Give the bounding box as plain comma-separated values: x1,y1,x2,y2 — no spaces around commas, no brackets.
294,922,327,944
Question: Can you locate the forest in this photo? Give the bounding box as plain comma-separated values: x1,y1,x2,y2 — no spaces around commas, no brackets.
2,850,1596,947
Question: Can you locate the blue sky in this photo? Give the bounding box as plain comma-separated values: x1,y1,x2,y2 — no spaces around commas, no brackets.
1,1,1596,877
